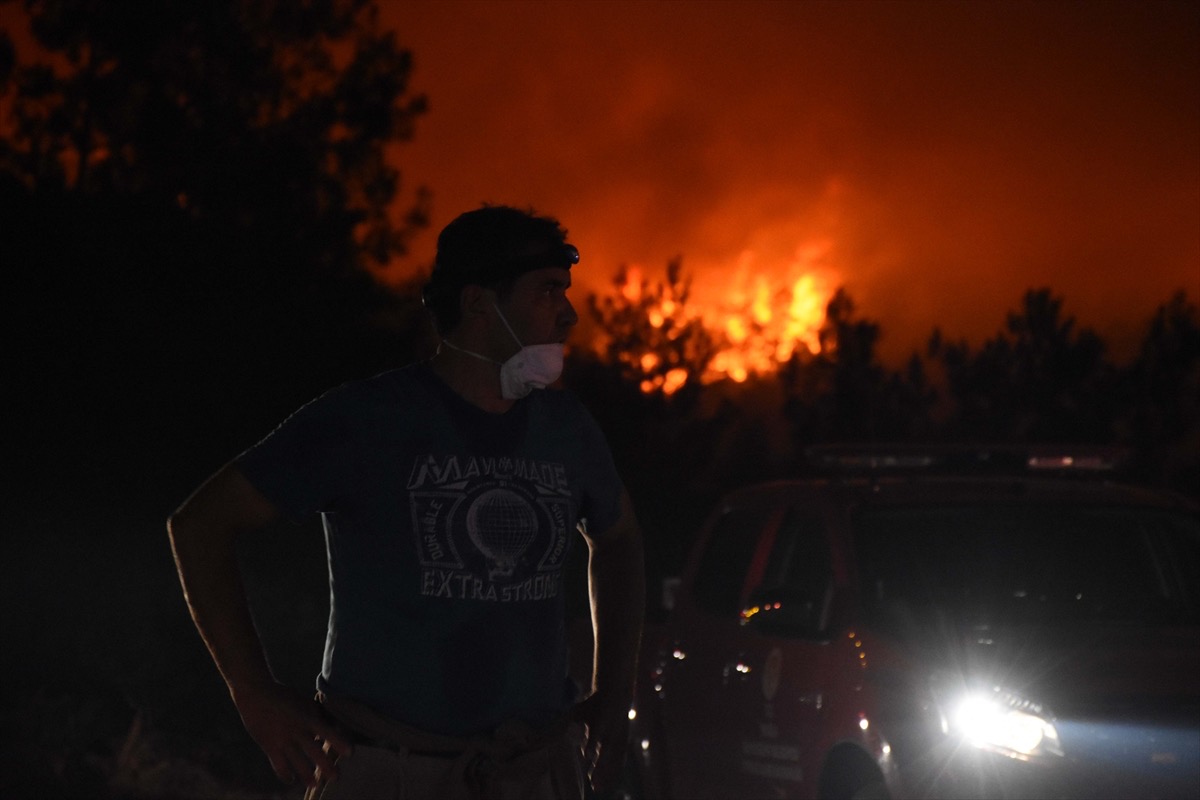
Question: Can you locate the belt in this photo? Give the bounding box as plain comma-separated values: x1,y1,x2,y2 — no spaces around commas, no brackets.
317,691,584,800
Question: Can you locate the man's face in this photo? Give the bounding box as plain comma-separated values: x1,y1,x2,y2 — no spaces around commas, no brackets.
493,267,578,352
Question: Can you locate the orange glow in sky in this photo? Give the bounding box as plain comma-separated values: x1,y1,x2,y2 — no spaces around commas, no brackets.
379,0,1199,366
5,1,1193,367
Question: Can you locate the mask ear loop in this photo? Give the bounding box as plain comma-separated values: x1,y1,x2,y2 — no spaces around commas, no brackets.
440,301,524,364
440,338,502,365
492,303,525,349
437,283,525,364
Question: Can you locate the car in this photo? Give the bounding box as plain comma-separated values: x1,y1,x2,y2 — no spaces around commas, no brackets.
627,445,1200,799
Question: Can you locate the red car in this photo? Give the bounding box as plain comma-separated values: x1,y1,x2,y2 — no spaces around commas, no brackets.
627,446,1200,799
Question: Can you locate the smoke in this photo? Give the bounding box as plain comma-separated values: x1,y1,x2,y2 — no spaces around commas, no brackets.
384,0,1199,364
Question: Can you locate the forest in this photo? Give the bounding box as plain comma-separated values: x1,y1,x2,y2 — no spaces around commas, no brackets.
2,2,1196,797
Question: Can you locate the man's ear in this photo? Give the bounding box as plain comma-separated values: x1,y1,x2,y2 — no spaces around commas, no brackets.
459,283,494,323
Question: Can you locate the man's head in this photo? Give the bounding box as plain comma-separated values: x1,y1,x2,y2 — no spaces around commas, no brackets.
423,205,578,335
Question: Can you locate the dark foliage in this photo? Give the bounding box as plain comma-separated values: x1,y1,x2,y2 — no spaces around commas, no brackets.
780,287,939,445
3,0,436,481
585,258,720,408
1117,291,1200,495
3,3,434,796
929,288,1115,443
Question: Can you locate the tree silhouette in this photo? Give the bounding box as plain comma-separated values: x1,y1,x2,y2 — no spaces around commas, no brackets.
1118,291,1200,493
781,288,936,445
3,0,434,463
586,258,722,404
2,0,427,265
931,288,1114,442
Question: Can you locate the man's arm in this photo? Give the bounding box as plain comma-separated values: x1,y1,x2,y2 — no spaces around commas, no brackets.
167,463,351,788
575,488,645,794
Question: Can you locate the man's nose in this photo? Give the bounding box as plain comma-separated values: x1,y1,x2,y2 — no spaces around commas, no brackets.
560,297,579,328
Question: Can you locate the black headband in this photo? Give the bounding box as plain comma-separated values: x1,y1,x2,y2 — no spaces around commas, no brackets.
456,241,578,281
423,242,579,308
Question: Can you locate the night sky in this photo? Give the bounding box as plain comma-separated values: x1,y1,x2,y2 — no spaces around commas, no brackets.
380,0,1199,364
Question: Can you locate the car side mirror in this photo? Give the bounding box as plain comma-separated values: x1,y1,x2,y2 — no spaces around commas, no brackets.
742,583,831,639
661,576,681,612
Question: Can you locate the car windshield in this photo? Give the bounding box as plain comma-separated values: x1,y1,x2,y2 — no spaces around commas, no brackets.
854,503,1200,626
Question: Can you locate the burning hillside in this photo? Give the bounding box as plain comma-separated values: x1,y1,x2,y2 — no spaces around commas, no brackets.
587,247,838,395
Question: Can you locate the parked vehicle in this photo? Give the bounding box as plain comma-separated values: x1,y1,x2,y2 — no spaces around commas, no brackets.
629,445,1200,799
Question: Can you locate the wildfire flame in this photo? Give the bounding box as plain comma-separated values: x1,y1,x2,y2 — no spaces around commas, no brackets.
706,270,830,385
598,244,837,395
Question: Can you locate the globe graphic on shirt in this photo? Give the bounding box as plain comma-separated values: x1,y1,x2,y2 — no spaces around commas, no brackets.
465,488,539,579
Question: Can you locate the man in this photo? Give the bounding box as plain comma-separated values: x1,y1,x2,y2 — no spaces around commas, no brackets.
168,205,645,799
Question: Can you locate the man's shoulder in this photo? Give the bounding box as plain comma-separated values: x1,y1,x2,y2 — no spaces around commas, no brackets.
292,363,435,428
532,385,587,413
327,363,434,403
530,386,605,432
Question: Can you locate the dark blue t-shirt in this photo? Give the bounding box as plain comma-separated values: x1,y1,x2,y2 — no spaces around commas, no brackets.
235,363,624,736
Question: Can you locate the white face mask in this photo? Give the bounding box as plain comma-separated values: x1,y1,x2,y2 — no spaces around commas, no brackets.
442,304,565,399
498,342,564,399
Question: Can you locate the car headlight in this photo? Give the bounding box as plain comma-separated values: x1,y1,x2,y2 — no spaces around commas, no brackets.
936,683,1063,761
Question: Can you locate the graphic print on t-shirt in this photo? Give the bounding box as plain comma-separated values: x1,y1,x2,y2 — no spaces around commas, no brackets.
407,453,573,603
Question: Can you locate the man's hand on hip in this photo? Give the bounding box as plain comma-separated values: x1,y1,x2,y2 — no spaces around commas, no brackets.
232,682,353,789
573,688,631,796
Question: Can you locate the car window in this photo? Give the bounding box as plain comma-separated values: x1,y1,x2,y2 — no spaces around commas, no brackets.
854,504,1200,625
691,504,774,617
760,507,832,599
1151,511,1200,614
